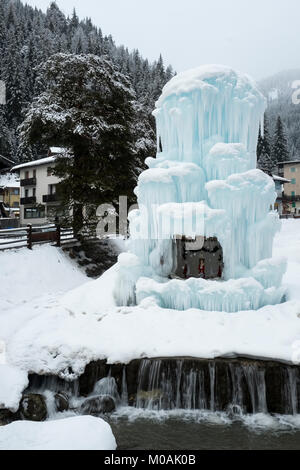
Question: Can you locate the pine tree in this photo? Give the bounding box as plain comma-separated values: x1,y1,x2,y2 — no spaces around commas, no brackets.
272,115,290,164
258,148,274,176
257,124,264,161
263,113,271,157
0,0,173,162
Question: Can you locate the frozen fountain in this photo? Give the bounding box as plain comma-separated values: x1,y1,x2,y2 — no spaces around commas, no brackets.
114,65,286,313
2,67,296,437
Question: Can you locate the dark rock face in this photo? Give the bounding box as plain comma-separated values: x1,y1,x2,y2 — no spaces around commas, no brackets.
20,394,47,422
54,392,69,413
64,239,122,279
80,395,116,415
23,358,300,417
0,409,17,425
79,360,107,397
78,357,300,414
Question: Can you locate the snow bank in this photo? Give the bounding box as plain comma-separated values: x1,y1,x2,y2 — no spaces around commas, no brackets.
0,244,89,410
0,365,28,412
0,416,117,450
0,245,87,310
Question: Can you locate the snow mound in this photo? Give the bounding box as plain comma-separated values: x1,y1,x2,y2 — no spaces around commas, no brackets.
0,416,117,450
0,245,87,310
0,365,28,412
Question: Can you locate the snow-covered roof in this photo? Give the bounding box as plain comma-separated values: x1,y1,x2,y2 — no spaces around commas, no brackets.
272,175,291,183
0,172,20,188
11,156,57,171
49,147,66,155
278,160,300,165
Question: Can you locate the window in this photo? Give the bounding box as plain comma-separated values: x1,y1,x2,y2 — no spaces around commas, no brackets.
24,207,45,219
292,191,296,196
49,184,56,195
33,188,36,197
291,168,296,173
13,189,19,195
33,170,36,178
25,171,29,179
25,189,29,198
291,179,296,184
47,167,54,176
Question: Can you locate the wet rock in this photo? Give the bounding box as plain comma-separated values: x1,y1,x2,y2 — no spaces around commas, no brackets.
20,394,47,422
80,395,116,415
0,409,17,425
54,392,69,412
79,360,107,396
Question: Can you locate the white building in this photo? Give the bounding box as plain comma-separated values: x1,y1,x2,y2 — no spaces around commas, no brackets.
11,149,66,226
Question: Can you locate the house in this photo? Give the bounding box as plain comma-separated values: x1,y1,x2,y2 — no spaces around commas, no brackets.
272,175,291,215
11,148,67,227
278,161,300,214
0,172,20,217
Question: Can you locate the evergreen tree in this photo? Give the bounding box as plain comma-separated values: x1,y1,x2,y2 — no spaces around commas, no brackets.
263,113,271,157
272,115,290,164
0,0,174,162
19,54,140,233
258,148,274,176
257,124,264,161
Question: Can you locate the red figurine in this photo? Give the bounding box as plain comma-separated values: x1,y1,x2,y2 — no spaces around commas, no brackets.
198,259,205,279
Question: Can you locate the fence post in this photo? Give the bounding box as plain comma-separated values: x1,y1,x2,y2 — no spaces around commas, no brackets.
56,224,61,247
27,224,32,250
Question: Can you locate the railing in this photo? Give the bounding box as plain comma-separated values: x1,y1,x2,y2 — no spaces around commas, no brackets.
43,194,58,203
0,218,20,230
282,195,300,202
280,214,300,219
21,177,37,187
20,196,36,205
0,224,77,251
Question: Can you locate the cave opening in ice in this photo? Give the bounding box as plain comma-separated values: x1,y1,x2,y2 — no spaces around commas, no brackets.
114,65,287,313
170,236,223,280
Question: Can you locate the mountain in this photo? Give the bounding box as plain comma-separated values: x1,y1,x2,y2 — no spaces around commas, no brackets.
259,69,300,160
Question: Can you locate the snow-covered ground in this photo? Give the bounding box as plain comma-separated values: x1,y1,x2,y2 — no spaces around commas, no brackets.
1,220,300,411
0,416,116,450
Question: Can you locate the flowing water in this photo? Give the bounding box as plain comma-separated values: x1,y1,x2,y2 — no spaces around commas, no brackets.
25,358,300,450
108,410,300,450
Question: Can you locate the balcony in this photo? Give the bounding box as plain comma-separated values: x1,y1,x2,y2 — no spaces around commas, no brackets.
20,196,36,205
21,177,37,187
43,194,59,203
282,195,300,202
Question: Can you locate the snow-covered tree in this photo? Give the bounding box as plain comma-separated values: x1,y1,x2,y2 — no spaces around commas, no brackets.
19,54,140,233
0,0,173,162
258,148,274,176
272,116,290,164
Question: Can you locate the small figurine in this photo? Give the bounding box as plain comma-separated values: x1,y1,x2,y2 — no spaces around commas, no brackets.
198,258,205,279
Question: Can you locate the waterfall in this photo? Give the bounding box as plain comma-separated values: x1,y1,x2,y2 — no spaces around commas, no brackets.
128,359,299,414
25,358,300,418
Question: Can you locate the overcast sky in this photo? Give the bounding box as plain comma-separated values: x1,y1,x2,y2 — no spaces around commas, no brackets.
25,0,300,80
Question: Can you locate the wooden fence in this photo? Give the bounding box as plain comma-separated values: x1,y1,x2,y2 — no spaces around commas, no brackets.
0,224,77,251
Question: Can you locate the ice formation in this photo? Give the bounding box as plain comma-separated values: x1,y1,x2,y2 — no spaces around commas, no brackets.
114,65,286,313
